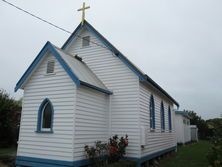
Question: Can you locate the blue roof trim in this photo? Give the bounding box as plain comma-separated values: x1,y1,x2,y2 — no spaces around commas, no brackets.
84,23,145,81
80,81,113,95
15,41,50,92
61,20,179,107
14,41,80,92
15,41,112,95
61,23,83,50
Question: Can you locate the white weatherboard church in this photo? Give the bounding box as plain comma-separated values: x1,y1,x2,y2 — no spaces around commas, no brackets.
15,3,179,167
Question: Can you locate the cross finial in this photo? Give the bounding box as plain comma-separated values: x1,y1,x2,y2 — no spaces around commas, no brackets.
77,2,90,25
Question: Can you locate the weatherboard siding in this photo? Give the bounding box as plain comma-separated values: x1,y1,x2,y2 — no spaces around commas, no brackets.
74,86,109,161
175,114,191,144
17,54,76,161
65,28,141,158
139,83,176,157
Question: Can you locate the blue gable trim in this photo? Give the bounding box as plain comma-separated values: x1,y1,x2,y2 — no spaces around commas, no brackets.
61,23,83,50
15,41,112,95
61,20,179,107
15,41,80,92
16,146,176,167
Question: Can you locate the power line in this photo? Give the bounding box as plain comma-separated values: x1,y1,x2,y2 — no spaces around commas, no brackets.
1,0,72,34
1,0,110,50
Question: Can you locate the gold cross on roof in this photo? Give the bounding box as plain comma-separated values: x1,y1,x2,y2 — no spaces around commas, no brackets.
77,2,90,25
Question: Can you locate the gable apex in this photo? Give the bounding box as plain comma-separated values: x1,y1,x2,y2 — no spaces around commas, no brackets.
61,20,179,107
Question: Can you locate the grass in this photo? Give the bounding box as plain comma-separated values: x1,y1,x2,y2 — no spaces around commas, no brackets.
0,147,17,167
0,147,16,157
160,140,211,167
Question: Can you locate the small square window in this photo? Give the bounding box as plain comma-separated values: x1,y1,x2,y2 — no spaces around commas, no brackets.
46,60,55,74
82,36,90,47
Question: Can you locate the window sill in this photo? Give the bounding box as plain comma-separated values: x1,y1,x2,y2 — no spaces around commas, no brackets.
81,45,91,49
161,130,165,133
44,73,56,76
150,129,155,132
35,130,53,134
169,130,172,133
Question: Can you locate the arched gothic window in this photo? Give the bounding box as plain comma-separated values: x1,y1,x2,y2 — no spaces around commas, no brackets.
149,95,155,129
168,106,172,131
37,98,54,133
160,101,165,131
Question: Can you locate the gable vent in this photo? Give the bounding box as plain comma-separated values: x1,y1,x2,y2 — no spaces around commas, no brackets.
46,60,55,74
82,36,90,47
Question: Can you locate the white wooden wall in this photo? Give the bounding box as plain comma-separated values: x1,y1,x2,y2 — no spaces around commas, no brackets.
139,83,176,157
65,28,141,158
175,115,184,143
74,86,109,161
175,114,191,144
17,54,76,161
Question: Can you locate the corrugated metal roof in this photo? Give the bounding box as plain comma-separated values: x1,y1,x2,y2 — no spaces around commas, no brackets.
53,46,109,92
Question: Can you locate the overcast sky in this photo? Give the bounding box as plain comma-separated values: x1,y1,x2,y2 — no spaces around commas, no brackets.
0,0,221,119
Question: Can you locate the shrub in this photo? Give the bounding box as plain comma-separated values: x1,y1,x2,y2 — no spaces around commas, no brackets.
207,137,222,167
207,119,222,167
84,141,108,167
84,135,129,167
108,135,128,163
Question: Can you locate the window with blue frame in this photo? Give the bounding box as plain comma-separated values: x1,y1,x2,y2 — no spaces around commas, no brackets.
160,101,165,131
37,98,54,133
149,95,155,130
168,106,172,131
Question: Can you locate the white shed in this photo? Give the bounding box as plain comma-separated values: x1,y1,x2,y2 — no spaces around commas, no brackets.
190,125,198,142
175,111,191,144
15,20,179,167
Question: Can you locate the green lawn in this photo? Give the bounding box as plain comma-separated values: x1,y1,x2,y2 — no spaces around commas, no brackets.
0,147,17,167
160,141,211,167
0,147,16,157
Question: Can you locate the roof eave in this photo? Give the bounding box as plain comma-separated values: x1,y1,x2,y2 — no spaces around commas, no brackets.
80,81,113,95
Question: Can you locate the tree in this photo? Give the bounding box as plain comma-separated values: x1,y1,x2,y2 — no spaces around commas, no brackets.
186,110,209,139
0,89,21,147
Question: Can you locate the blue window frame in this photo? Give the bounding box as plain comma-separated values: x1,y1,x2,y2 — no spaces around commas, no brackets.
160,101,165,131
36,98,54,133
149,95,155,130
168,106,172,131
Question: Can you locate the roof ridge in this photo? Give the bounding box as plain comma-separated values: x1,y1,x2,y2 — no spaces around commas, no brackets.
61,21,179,107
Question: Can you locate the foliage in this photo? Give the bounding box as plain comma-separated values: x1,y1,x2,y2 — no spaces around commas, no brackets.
84,141,108,166
207,118,222,167
186,110,209,139
0,89,21,147
108,135,128,163
84,135,129,167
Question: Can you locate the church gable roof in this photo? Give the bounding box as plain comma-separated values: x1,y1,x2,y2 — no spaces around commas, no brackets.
15,41,112,95
62,20,179,107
